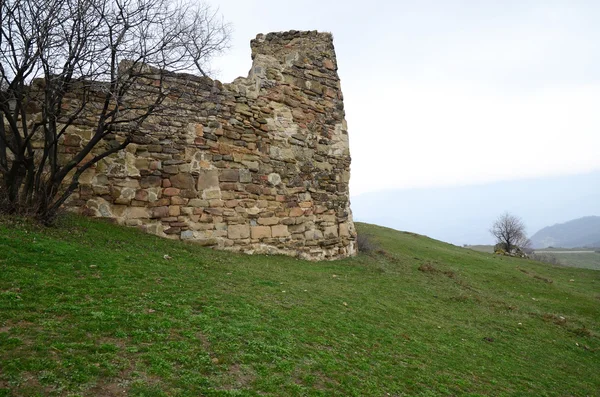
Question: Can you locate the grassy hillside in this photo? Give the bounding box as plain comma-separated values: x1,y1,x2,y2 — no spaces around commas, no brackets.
0,217,599,396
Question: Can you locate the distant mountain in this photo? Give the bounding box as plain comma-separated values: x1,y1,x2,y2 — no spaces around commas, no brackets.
350,170,600,246
530,216,600,248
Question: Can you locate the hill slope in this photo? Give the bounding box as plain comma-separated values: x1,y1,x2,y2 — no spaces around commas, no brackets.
530,216,600,248
1,216,598,396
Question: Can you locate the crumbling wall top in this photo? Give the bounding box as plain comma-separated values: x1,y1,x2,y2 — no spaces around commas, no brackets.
251,30,334,53
249,30,337,73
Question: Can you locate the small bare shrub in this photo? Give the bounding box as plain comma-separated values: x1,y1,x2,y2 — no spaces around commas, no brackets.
572,326,592,338
418,263,437,273
418,262,456,278
542,313,567,326
356,233,377,253
530,253,561,266
533,275,553,284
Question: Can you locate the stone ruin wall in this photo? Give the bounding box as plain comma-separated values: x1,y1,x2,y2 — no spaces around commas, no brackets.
62,30,357,261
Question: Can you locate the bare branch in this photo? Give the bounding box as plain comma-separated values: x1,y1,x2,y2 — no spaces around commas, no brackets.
0,0,230,221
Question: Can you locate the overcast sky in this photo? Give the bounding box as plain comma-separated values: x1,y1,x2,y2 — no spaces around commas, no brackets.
209,0,600,196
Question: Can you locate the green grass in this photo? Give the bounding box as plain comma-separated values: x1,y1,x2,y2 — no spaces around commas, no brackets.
535,251,600,271
468,245,600,270
465,245,495,254
0,216,598,396
535,248,598,252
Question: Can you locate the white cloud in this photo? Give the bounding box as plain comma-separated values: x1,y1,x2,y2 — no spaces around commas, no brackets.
347,80,600,195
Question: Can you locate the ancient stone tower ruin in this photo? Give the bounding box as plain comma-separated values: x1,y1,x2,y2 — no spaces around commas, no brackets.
67,30,356,260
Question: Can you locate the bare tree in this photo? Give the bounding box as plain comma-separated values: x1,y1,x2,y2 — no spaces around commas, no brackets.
490,212,528,253
0,0,230,223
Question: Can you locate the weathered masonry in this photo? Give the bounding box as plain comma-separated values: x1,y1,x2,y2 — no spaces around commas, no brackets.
66,31,356,260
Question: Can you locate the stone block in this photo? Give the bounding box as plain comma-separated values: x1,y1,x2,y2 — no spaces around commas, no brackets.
289,223,306,233
200,214,213,223
181,230,194,240
92,185,110,195
251,226,271,239
324,225,338,238
64,134,82,146
239,169,252,183
245,184,262,195
299,201,312,208
202,189,221,200
228,224,250,239
155,198,170,206
246,207,260,215
305,229,324,241
119,187,135,200
220,182,239,191
195,124,204,137
195,238,218,246
321,214,336,223
208,199,224,208
225,199,239,208
79,169,95,184
289,207,304,217
205,207,224,216
149,160,161,170
271,225,290,238
163,187,181,196
163,165,179,174
268,173,281,186
197,169,219,190
135,190,149,202
180,189,197,199
258,217,279,226
339,222,350,237
127,207,150,219
269,146,295,162
170,173,196,189
170,196,187,205
242,160,259,171
281,217,295,225
130,201,147,209
189,199,209,207
220,169,239,182
151,206,169,218
135,158,149,170
140,176,162,188
323,58,335,70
